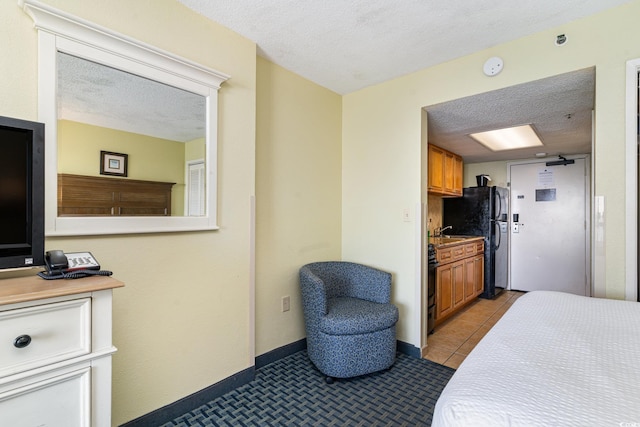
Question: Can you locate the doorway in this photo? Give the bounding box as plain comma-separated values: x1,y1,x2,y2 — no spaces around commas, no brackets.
508,156,590,295
421,68,595,349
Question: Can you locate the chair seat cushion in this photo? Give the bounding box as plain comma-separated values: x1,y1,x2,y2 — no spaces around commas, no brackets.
319,297,399,336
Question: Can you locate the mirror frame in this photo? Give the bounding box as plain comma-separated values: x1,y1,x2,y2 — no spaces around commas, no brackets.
21,0,229,236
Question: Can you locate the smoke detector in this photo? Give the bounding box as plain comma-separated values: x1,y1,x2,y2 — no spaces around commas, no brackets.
483,57,504,77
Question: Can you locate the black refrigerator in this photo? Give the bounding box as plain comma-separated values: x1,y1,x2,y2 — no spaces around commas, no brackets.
443,186,509,299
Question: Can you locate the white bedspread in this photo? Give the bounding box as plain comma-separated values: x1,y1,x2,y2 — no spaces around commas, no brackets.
432,291,640,427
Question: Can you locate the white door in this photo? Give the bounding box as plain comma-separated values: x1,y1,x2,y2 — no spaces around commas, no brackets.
185,160,205,216
509,157,590,295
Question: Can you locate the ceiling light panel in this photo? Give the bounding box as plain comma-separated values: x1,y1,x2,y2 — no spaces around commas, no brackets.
469,124,543,151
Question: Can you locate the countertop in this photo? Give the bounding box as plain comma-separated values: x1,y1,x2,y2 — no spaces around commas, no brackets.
0,274,124,306
429,235,484,248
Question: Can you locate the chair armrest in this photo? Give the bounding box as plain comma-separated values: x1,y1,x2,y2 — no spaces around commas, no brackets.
300,266,328,318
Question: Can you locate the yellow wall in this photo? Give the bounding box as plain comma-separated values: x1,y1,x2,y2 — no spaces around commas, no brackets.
58,120,187,214
186,137,206,161
343,1,640,347
2,0,257,424
255,57,342,355
4,0,640,423
464,161,509,189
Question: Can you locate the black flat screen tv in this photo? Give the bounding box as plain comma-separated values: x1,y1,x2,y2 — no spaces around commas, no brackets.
0,115,45,270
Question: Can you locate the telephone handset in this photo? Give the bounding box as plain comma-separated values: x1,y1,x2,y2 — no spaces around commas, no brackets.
39,250,113,280
46,250,69,270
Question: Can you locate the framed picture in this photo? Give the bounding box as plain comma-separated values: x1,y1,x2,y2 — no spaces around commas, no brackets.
100,151,128,176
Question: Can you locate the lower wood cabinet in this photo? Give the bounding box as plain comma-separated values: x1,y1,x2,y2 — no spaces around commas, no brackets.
436,263,454,318
435,239,484,323
474,255,485,296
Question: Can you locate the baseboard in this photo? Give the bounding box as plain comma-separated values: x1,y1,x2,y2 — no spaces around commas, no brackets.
255,338,307,369
119,366,254,427
120,338,420,426
255,338,421,365
396,340,421,358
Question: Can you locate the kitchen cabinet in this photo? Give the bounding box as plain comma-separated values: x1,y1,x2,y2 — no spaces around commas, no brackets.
464,256,477,300
474,246,485,296
434,238,484,324
428,144,463,196
0,275,123,427
436,263,454,318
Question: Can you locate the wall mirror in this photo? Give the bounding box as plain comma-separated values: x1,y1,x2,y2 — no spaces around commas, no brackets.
22,0,229,236
57,53,207,218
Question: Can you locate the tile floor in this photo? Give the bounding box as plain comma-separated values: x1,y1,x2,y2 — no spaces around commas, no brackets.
424,290,524,369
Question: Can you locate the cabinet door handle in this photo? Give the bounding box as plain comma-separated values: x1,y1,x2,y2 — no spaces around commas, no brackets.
13,334,32,348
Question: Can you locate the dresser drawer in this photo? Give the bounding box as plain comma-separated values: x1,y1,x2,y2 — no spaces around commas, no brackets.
0,365,91,427
0,298,91,377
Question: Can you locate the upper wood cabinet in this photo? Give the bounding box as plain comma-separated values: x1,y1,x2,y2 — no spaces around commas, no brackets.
428,144,463,196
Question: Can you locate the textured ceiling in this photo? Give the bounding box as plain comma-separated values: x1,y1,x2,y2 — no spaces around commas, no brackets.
57,1,619,157
57,53,205,142
426,68,595,163
178,0,630,95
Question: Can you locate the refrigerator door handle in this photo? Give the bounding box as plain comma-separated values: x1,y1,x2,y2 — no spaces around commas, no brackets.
495,190,503,220
493,220,502,249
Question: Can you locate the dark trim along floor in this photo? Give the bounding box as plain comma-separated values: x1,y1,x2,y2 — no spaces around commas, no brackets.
119,339,420,427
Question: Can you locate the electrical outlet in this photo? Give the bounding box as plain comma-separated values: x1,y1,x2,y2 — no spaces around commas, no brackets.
282,295,290,312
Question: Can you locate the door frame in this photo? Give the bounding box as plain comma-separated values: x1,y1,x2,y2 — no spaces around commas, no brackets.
625,58,640,302
506,155,592,295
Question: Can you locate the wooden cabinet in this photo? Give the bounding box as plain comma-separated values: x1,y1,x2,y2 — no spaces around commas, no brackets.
427,144,463,196
452,260,465,307
436,263,454,318
464,256,477,300
435,239,484,323
453,155,463,193
58,174,175,216
428,145,445,191
474,252,485,296
0,275,123,427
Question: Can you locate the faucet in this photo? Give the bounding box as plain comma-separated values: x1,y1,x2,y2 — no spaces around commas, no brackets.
435,225,453,237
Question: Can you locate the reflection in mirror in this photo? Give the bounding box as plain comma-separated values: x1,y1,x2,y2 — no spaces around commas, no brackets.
56,53,206,217
23,0,229,235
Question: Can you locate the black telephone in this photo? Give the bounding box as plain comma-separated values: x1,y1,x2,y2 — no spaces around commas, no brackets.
39,250,113,280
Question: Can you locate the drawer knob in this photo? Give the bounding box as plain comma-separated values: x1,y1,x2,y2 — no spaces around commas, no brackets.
13,334,32,349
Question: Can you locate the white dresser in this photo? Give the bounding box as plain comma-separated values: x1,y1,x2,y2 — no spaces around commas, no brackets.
0,275,123,427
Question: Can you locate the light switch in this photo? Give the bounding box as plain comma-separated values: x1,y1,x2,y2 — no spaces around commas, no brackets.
402,208,411,222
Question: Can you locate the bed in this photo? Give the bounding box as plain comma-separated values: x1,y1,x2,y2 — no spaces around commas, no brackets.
432,291,640,427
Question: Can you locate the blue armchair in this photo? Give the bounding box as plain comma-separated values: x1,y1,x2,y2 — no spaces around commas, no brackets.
299,261,399,382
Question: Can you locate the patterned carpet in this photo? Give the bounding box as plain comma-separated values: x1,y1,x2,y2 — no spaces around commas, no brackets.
160,351,455,427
